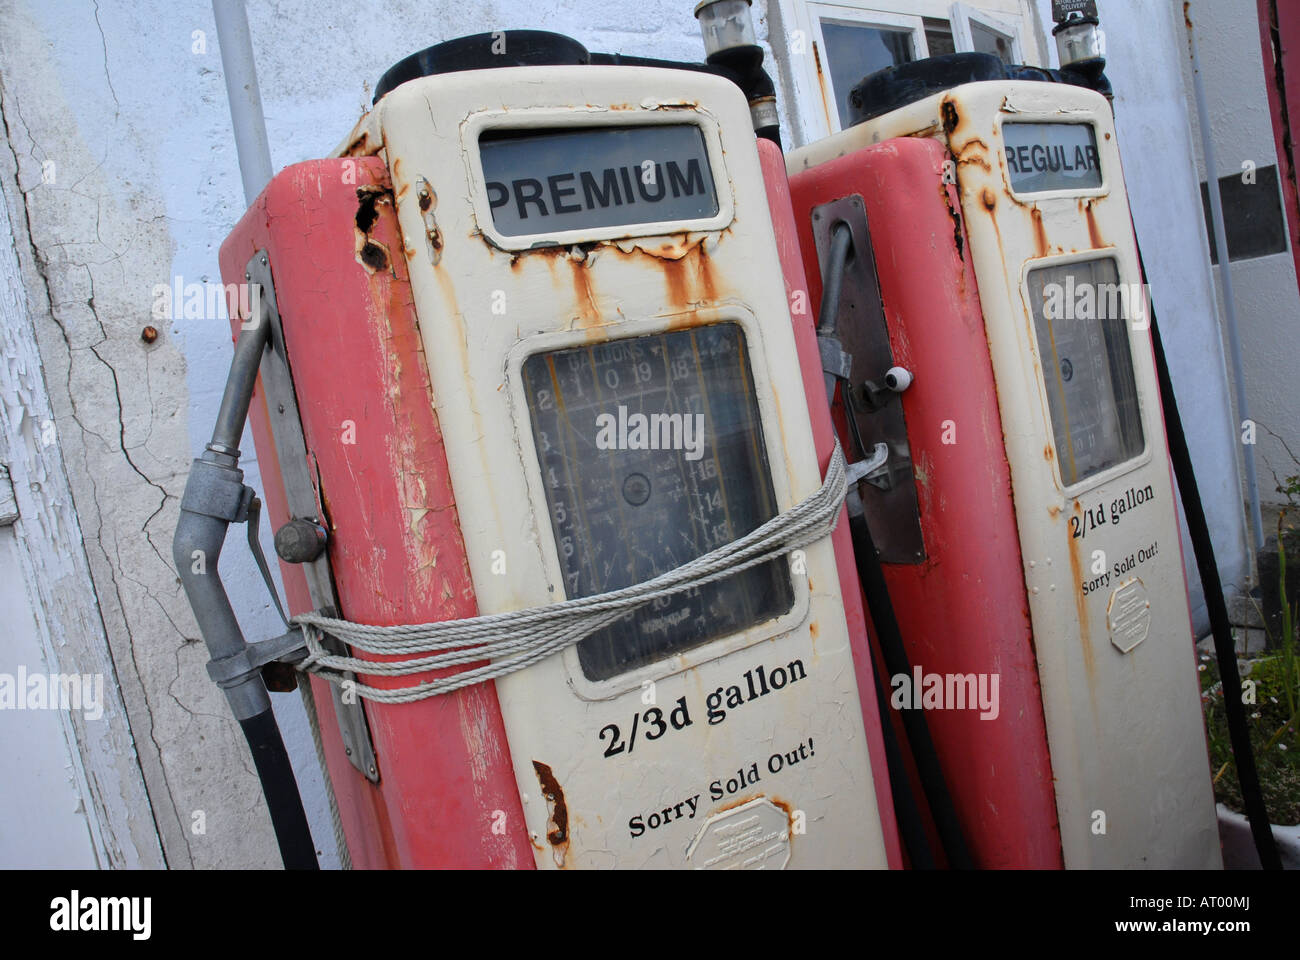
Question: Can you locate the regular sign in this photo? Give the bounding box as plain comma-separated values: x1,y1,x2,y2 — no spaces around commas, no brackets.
1003,122,1102,194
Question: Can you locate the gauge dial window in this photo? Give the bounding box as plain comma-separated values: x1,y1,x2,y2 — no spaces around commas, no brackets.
1028,257,1145,485
522,323,793,681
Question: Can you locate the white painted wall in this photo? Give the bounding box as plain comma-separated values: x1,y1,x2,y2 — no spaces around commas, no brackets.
0,0,1265,866
1024,0,1254,620
1175,0,1300,515
0,528,100,868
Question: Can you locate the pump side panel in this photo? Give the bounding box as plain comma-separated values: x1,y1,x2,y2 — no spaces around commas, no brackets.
219,158,533,869
789,137,1063,868
758,139,902,871
801,82,1221,868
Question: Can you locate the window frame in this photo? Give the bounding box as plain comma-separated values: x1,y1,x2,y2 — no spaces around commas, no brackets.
793,2,929,138
777,0,1039,145
950,2,1025,64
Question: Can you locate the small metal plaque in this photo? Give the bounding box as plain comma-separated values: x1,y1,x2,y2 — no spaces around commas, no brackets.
1107,577,1150,654
685,798,791,870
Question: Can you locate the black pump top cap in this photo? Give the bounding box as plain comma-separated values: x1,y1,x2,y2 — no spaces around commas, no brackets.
848,53,1006,125
374,31,590,103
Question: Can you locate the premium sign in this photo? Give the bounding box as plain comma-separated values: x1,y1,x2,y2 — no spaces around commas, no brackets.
480,124,719,236
1003,122,1102,194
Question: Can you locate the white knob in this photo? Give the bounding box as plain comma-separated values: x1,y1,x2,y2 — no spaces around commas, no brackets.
884,366,913,392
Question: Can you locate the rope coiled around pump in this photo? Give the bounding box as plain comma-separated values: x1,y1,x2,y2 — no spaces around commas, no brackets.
292,441,849,703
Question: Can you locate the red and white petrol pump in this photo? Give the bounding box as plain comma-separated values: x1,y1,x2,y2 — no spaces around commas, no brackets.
179,28,906,869
786,57,1221,868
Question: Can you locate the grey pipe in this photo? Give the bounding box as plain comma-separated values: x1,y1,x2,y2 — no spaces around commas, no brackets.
211,303,270,455
212,0,274,205
173,317,270,720
1187,10,1266,551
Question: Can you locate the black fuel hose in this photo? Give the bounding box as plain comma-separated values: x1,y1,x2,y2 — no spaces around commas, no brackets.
848,507,975,870
239,709,319,870
816,220,973,868
870,650,936,868
1150,311,1282,870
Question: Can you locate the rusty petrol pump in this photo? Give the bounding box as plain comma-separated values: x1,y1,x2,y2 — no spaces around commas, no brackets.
176,23,907,869
786,44,1225,868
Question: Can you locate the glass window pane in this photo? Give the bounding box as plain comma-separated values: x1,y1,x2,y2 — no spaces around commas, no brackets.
820,20,914,129
924,17,956,57
970,21,1013,63
1027,258,1145,485
522,324,794,681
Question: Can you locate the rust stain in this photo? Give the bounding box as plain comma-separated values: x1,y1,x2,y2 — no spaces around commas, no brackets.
663,256,691,309
952,136,990,170
344,130,373,157
940,179,966,260
981,187,997,212
355,184,396,275
1043,444,1054,461
1030,207,1049,258
812,41,835,135
809,620,819,639
1083,199,1105,249
355,184,387,232
531,760,570,868
941,98,960,136
359,239,391,272
568,257,600,327
695,241,718,302
1065,503,1098,702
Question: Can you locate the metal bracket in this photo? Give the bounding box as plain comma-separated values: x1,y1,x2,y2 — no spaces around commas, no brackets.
246,250,380,783
207,627,307,690
247,496,288,627
811,196,926,564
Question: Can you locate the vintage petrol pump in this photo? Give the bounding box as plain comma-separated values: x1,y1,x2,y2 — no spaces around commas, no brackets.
786,62,1221,868
179,28,906,869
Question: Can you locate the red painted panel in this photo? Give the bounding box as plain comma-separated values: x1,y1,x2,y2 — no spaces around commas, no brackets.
788,137,1063,868
219,158,533,869
759,139,903,870
1258,0,1300,287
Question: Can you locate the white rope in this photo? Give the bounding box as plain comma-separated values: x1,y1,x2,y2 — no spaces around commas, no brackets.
292,441,848,703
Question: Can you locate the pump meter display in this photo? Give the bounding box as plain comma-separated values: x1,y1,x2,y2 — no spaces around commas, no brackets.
1027,256,1144,485
481,124,720,237
522,322,793,681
